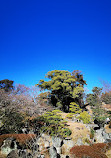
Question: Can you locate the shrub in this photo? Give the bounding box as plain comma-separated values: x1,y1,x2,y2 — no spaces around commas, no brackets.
70,143,108,158
66,113,74,119
69,102,82,114
31,111,72,138
77,111,91,124
90,128,95,139
101,92,111,104
82,137,92,145
0,109,25,134
52,109,62,113
0,134,36,148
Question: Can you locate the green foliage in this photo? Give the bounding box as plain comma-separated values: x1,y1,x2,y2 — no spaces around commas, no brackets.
90,128,95,139
78,111,91,124
86,86,109,125
62,128,72,137
92,87,102,96
101,92,111,104
37,70,86,112
83,137,91,145
37,92,49,104
66,113,74,119
93,106,107,123
86,87,102,107
32,111,72,138
72,70,87,86
0,79,14,92
52,109,62,113
72,86,84,98
86,94,97,107
69,102,82,114
0,109,25,134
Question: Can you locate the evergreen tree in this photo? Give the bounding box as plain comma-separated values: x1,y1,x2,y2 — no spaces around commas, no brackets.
0,79,14,92
37,70,86,112
86,87,107,125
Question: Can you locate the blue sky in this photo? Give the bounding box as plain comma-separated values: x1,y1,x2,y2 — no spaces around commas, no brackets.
0,0,111,93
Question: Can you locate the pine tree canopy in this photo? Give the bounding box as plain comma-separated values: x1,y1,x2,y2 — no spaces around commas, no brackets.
37,70,86,112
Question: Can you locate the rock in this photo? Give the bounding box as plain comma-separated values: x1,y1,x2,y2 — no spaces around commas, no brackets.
22,128,29,134
49,146,57,158
56,147,61,154
7,150,19,158
105,139,111,143
1,138,17,155
18,150,33,158
41,134,51,140
95,129,105,143
37,154,45,158
40,155,45,158
72,117,77,122
52,136,62,148
62,140,75,155
105,118,110,124
102,130,110,140
76,138,83,145
18,149,27,158
44,141,50,148
37,137,45,151
37,134,52,151
108,133,111,138
31,144,39,152
63,139,74,148
60,154,70,158
27,153,33,158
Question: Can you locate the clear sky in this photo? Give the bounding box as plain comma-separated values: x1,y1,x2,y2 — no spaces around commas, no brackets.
0,0,111,93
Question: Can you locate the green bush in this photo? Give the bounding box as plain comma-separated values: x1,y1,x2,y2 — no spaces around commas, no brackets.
78,111,91,124
90,128,95,139
32,111,72,138
0,109,25,134
69,102,82,114
66,113,74,119
82,137,91,145
52,109,62,113
93,107,107,122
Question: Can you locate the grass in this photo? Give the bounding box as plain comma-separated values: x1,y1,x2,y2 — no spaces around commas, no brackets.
58,112,90,142
67,122,89,142
70,143,110,158
105,125,111,133
0,152,6,158
0,134,36,147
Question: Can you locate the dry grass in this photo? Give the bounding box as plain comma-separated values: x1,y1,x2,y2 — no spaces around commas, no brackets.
105,125,111,133
0,152,6,158
70,143,109,158
59,112,69,118
58,112,90,142
86,105,93,115
0,134,36,147
106,149,111,158
67,122,89,142
102,104,111,111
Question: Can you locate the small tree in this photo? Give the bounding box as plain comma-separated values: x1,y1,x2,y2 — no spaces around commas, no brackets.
0,109,25,134
78,111,91,124
0,79,14,92
86,87,108,125
30,111,72,138
69,102,82,114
